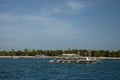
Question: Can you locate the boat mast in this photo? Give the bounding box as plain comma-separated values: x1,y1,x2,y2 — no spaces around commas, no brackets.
78,50,80,56
88,50,91,57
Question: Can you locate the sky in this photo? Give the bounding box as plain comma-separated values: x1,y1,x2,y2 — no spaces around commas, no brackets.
0,0,120,51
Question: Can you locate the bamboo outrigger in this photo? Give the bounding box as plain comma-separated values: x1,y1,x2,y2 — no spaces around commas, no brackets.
49,50,101,64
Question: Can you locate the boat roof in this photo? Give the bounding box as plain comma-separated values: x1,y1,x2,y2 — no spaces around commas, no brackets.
62,54,79,56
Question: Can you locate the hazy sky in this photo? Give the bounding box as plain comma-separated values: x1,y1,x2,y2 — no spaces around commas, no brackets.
0,0,120,50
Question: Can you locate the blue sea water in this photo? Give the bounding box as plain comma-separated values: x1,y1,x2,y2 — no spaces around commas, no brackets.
0,58,120,80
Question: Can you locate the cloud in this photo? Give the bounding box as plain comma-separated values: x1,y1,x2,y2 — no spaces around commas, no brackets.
0,13,80,39
0,13,71,27
52,8,63,13
39,1,93,15
0,13,21,22
21,15,79,38
0,14,13,21
67,1,91,10
40,8,63,15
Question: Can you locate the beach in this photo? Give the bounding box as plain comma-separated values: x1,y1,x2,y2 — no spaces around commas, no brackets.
0,56,120,59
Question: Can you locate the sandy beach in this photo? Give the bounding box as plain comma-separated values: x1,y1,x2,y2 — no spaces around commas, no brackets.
98,57,120,60
0,56,35,58
0,56,120,59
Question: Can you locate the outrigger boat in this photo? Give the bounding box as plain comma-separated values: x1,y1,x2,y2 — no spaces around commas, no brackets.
49,51,101,64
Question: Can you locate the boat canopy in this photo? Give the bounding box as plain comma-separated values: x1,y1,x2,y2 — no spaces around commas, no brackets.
62,54,79,57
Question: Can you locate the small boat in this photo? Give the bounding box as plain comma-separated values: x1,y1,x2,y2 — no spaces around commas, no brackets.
49,56,100,64
49,51,101,64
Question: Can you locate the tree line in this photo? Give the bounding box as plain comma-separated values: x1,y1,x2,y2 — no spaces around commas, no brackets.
0,49,120,57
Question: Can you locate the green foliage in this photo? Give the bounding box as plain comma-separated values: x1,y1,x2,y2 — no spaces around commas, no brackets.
0,49,120,57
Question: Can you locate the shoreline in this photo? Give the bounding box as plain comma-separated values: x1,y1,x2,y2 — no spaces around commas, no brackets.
0,56,120,59
97,57,120,60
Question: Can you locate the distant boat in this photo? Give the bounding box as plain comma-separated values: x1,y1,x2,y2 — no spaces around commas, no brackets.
49,55,100,64
49,51,101,64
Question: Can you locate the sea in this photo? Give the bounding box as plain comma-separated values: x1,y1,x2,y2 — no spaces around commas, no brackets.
0,58,120,80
